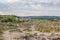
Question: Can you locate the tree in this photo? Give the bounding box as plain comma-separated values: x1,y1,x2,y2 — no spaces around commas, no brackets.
3,15,17,22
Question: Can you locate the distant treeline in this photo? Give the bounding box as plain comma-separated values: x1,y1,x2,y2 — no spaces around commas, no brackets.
18,16,60,18
0,15,60,22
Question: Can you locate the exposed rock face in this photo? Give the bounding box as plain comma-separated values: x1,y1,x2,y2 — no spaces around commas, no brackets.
2,30,35,40
2,30,60,40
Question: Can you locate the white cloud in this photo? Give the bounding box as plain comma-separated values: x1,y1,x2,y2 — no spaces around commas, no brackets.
0,0,60,16
10,11,49,16
0,0,60,3
0,0,19,3
31,4,43,9
35,0,60,3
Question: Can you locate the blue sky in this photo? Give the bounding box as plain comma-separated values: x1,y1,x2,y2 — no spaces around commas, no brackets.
0,0,60,16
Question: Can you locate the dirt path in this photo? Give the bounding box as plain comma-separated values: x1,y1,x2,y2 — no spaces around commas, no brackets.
2,30,12,40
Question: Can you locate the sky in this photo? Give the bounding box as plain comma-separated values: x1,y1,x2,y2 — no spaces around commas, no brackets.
0,0,60,16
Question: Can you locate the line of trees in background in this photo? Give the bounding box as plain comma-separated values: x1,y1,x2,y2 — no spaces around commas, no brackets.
0,15,60,22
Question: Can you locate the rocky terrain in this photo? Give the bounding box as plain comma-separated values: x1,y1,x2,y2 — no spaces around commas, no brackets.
0,15,60,40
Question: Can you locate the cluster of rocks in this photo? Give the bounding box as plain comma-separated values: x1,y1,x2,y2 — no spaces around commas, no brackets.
2,29,60,40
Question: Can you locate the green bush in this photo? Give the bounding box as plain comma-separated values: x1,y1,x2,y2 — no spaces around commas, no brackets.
0,15,19,23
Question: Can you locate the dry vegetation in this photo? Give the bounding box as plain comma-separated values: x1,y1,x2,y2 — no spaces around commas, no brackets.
0,15,60,40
